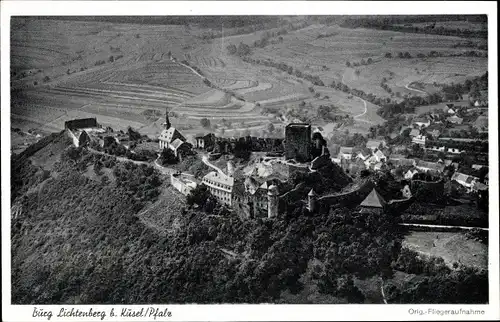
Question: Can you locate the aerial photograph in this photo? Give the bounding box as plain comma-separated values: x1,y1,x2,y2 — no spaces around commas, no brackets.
10,15,489,304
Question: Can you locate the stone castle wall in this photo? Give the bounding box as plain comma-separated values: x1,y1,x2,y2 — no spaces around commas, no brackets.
64,118,98,130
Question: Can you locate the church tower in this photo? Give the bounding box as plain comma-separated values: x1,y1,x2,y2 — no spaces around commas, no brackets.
163,108,171,130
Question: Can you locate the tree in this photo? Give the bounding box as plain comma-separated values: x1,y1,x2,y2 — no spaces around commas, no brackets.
226,44,237,55
160,147,178,165
237,42,251,56
385,52,392,58
186,183,212,207
346,61,351,67
266,122,275,134
200,118,211,129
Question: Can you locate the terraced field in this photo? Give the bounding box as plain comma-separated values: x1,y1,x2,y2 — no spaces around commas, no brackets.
11,17,487,138
250,24,487,99
11,18,276,136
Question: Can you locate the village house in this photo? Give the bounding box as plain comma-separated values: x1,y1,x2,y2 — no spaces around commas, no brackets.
412,134,427,146
429,113,443,123
426,129,441,138
409,128,420,138
473,115,488,132
366,139,386,151
446,115,464,124
472,164,488,171
404,168,419,180
473,90,488,107
415,160,445,174
169,138,192,160
413,117,431,129
445,103,456,114
388,155,415,168
194,133,215,150
447,147,464,154
373,149,387,163
451,172,479,192
356,151,369,161
338,146,354,160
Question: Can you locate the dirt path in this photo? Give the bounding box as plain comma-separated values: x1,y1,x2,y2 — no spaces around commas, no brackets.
201,154,225,175
405,82,427,95
354,97,368,119
380,277,388,304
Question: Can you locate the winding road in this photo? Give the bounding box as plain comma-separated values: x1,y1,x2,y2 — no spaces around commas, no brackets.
354,97,368,119
405,82,427,95
201,154,226,175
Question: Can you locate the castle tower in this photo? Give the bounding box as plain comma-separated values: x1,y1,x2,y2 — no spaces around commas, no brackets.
267,185,279,219
308,188,317,213
227,161,235,177
163,109,171,130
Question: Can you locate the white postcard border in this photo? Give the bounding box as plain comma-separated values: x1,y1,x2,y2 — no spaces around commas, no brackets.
1,1,499,321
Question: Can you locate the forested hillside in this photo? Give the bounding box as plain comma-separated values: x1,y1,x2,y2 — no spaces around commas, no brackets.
11,136,487,304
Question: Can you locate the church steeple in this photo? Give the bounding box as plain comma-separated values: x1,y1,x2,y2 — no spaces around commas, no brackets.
164,108,171,130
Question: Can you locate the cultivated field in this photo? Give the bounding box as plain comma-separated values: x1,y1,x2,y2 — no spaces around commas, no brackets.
11,17,487,139
403,231,487,270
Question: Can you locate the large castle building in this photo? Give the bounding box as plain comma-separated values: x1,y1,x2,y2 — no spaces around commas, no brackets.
284,123,311,162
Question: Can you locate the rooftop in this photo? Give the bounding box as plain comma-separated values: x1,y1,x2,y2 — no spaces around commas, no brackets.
360,189,386,208
203,171,235,187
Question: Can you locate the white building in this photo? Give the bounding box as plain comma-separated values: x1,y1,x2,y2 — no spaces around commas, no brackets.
338,146,354,160
413,117,431,129
452,172,479,191
412,134,427,145
404,169,419,179
202,171,235,206
158,112,186,150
